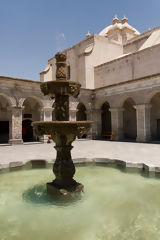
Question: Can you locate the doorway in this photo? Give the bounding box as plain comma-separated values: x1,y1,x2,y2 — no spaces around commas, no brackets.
0,121,9,143
22,119,33,142
157,119,160,140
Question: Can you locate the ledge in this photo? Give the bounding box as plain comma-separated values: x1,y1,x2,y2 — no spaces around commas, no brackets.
1,158,160,178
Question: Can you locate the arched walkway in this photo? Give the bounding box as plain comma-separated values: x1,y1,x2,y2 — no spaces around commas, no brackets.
101,102,111,138
22,97,42,142
0,95,11,143
76,103,87,121
123,98,137,140
150,92,160,140
76,103,87,138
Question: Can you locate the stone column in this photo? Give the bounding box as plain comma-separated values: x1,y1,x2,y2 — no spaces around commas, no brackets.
92,109,102,139
134,104,151,142
69,99,78,121
86,110,93,139
109,108,124,140
8,107,23,145
39,107,53,142
69,109,77,121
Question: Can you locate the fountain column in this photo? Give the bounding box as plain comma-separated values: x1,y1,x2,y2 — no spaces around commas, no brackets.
33,52,92,196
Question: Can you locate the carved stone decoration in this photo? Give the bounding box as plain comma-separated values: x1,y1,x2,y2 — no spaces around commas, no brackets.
55,52,67,80
40,81,81,99
69,85,80,98
32,52,92,197
40,82,49,96
55,95,69,121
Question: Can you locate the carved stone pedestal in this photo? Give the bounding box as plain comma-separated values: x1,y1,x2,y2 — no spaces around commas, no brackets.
47,181,84,197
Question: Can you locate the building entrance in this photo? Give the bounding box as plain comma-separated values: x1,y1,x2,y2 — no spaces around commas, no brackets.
22,119,33,142
157,119,160,140
0,121,9,143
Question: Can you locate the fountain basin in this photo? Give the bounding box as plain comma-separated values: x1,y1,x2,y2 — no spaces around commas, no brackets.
32,121,92,195
1,163,160,240
33,121,92,139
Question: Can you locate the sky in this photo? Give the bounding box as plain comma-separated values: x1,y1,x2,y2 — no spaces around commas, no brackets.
0,0,160,81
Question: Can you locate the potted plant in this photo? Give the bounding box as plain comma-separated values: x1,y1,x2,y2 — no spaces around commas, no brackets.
110,132,116,140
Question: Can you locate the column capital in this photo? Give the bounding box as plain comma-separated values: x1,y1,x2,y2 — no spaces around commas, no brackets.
7,106,24,111
134,104,152,110
109,107,124,112
95,109,102,112
69,109,78,113
85,110,91,114
39,107,53,112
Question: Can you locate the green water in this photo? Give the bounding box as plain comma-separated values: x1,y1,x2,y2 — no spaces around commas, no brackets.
0,165,160,240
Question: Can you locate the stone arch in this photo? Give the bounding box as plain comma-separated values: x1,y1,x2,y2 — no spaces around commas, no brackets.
77,99,91,111
0,93,16,107
19,96,44,108
123,97,137,140
22,96,43,142
146,90,160,104
95,98,112,110
119,95,137,108
76,103,87,121
101,101,111,138
0,94,13,143
150,92,160,140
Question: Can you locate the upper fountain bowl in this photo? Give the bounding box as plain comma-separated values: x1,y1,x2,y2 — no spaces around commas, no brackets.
40,80,81,99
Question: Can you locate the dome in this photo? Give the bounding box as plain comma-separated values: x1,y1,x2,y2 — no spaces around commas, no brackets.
99,16,140,37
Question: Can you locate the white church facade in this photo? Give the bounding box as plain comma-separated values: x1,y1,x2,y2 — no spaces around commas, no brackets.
1,16,160,144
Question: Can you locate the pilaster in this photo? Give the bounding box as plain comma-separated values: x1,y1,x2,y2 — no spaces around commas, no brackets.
39,107,53,142
92,109,102,139
85,110,92,138
8,107,23,145
40,107,53,121
109,108,124,140
69,99,78,121
69,109,77,121
134,104,151,142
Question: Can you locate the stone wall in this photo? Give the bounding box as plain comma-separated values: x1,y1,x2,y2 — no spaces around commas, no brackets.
94,44,160,88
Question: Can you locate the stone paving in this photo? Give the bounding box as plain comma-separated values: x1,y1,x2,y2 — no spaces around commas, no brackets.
0,140,160,169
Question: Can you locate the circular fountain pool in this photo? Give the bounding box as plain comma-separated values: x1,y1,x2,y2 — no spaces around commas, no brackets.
0,165,160,240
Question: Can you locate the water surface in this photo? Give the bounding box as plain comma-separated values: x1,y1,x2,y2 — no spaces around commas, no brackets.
0,165,160,240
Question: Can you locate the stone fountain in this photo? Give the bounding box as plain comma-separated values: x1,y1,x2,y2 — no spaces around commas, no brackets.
33,52,92,196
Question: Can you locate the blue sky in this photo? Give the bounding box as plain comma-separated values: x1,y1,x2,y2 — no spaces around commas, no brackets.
0,0,160,81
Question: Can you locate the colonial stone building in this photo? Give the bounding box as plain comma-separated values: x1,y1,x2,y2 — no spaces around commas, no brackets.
1,16,160,144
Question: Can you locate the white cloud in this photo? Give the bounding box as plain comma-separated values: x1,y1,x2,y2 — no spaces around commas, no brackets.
56,32,67,51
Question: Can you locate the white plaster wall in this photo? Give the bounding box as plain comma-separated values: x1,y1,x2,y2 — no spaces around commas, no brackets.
85,35,123,89
123,37,147,54
40,63,53,82
40,34,123,89
95,44,160,88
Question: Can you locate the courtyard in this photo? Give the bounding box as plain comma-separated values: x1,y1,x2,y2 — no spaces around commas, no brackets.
1,139,160,169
